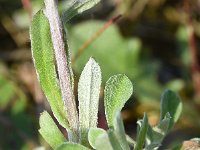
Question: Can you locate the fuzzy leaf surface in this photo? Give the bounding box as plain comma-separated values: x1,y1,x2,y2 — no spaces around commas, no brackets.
39,111,66,149
88,128,107,149
160,90,182,129
114,112,130,150
108,129,122,150
78,58,101,144
88,128,113,150
146,113,171,150
62,0,101,22
30,10,69,129
135,113,148,150
104,74,133,127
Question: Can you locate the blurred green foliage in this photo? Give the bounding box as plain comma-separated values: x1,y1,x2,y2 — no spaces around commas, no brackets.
70,21,165,101
0,0,200,149
0,63,37,150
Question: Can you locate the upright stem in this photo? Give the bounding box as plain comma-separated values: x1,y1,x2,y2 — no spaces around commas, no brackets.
44,0,79,141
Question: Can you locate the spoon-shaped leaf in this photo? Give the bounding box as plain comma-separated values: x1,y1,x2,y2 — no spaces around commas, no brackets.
30,10,69,129
39,111,66,149
104,74,133,127
78,58,101,144
160,89,182,129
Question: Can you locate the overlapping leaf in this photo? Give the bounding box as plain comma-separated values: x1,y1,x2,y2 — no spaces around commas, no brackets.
104,74,133,127
145,113,171,150
88,128,112,150
160,90,182,129
108,129,122,150
135,113,148,150
62,0,101,22
39,111,66,149
114,112,130,150
78,58,101,144
30,10,69,129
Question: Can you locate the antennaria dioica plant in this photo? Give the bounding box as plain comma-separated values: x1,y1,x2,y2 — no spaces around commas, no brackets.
30,0,183,149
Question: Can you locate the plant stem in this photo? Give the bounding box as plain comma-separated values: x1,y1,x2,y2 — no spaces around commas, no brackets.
44,0,79,142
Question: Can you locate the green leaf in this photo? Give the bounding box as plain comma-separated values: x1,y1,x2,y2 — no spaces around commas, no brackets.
78,58,101,144
30,10,69,129
0,75,16,108
156,113,171,135
114,112,130,150
126,135,136,147
0,71,27,113
88,128,105,148
70,21,142,84
55,142,90,150
108,129,122,150
146,113,171,150
135,113,148,150
88,128,106,148
39,111,66,149
160,90,182,129
88,128,113,150
62,0,101,22
104,74,133,127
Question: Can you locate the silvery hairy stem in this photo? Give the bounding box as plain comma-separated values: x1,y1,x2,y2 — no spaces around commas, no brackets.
44,0,79,142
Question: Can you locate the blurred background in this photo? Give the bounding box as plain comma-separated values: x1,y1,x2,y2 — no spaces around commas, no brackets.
0,0,200,149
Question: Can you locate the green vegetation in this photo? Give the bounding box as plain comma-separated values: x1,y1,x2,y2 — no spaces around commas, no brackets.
30,0,185,149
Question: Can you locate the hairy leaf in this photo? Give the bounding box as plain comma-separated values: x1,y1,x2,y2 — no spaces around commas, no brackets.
39,111,66,149
146,113,171,150
88,128,107,149
30,10,69,129
126,135,136,147
114,112,130,150
135,113,148,150
88,128,113,150
104,74,133,127
156,113,171,135
78,58,101,144
62,0,101,22
55,142,90,150
108,129,122,150
160,90,182,129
